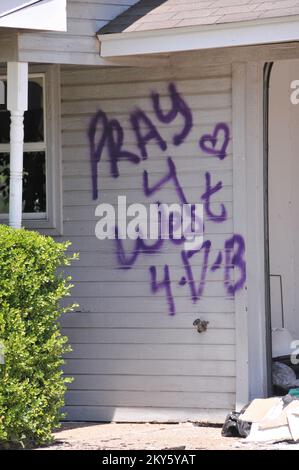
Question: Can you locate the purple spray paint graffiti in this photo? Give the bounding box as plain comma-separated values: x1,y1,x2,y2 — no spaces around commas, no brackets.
224,234,246,296
143,156,187,205
181,240,212,303
199,122,230,160
151,82,193,146
201,172,227,223
130,108,167,159
88,82,246,315
88,110,140,200
115,226,164,269
150,265,175,316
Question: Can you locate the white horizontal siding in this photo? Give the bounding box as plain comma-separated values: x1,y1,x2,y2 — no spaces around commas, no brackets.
65,296,234,314
60,59,235,421
64,266,234,282
17,0,139,65
67,374,236,392
62,407,228,423
63,359,235,376
64,390,235,408
63,329,235,345
65,342,235,360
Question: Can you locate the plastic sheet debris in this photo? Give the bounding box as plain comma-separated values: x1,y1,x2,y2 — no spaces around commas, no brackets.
273,362,299,390
289,388,299,398
221,411,251,438
272,328,294,358
237,395,299,443
288,410,299,441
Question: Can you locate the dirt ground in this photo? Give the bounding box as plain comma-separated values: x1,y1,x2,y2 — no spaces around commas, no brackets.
36,422,299,450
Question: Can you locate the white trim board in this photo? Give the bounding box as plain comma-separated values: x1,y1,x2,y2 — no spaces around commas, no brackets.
231,62,268,406
245,62,268,400
232,63,249,409
98,16,299,57
0,0,66,32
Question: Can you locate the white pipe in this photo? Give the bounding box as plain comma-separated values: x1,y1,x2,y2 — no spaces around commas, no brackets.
7,62,28,229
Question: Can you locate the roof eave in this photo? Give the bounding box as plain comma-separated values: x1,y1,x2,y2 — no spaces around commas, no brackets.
98,15,299,57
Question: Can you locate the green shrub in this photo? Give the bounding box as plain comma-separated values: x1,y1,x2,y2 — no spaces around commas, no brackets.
0,225,77,447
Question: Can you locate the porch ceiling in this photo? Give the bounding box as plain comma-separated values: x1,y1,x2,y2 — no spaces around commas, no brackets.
0,0,66,32
0,1,40,18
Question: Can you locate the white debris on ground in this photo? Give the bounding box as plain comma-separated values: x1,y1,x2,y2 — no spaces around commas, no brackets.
239,396,299,443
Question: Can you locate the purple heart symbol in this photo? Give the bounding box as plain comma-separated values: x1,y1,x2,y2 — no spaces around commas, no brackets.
199,123,230,160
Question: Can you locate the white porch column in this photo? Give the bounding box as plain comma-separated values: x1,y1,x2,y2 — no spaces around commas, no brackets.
7,62,28,229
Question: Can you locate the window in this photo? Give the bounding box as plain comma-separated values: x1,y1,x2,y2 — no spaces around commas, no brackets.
0,66,62,234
